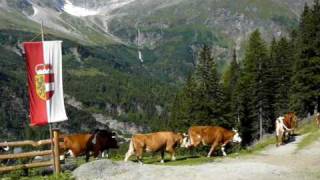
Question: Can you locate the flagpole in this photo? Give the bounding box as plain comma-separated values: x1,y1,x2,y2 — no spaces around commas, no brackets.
41,21,44,42
40,21,58,173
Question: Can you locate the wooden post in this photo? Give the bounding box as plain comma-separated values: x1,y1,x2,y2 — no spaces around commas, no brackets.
53,129,61,174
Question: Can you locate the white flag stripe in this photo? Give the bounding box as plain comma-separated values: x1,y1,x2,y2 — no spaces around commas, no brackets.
42,41,68,123
37,69,54,75
45,83,54,92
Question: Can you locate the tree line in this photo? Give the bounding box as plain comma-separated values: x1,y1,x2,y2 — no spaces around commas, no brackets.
169,0,320,145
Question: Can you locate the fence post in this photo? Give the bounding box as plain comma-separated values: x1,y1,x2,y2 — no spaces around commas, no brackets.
53,129,61,174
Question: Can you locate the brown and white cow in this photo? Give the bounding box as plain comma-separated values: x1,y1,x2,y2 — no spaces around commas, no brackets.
63,129,118,162
186,126,242,157
275,112,298,146
124,131,188,163
316,113,320,128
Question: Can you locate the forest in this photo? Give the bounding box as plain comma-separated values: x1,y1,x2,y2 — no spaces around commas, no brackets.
169,1,320,145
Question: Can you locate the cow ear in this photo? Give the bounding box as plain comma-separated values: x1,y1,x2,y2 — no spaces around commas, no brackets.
183,133,188,137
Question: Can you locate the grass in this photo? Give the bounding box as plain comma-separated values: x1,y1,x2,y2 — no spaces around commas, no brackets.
0,169,74,180
296,119,320,150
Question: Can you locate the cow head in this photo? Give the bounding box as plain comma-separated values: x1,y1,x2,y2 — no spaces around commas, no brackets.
277,116,284,123
0,142,10,152
97,130,119,149
176,133,189,148
180,133,190,148
109,132,119,149
0,146,9,153
232,128,242,143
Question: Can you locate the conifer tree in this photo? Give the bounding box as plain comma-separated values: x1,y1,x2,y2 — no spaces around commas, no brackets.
272,37,294,117
223,48,241,127
237,30,272,144
169,45,229,130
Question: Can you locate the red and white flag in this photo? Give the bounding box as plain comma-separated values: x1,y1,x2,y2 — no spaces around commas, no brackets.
23,41,68,126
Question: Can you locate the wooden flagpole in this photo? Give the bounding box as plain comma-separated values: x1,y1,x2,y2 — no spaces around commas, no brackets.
41,21,44,42
40,21,61,174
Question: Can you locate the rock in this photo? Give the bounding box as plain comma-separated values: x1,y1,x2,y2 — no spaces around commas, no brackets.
72,160,136,180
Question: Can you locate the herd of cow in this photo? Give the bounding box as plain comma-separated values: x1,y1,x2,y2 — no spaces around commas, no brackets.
59,125,242,164
1,112,320,165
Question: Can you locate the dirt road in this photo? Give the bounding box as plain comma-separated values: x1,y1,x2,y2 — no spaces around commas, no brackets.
73,135,320,180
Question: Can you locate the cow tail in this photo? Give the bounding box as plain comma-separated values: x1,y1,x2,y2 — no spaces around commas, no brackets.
124,138,135,162
128,138,135,153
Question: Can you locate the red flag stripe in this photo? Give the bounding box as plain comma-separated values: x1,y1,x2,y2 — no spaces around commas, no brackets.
23,42,48,126
44,74,54,83
46,91,54,100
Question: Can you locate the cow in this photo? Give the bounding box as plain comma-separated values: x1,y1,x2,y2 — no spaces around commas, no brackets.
63,129,118,162
124,131,188,163
275,112,298,146
186,126,242,157
316,113,320,128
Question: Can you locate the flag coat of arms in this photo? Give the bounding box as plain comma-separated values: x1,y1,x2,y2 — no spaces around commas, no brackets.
23,41,68,126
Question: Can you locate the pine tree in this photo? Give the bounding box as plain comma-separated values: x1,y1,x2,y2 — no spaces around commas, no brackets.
272,37,294,117
169,75,197,131
237,30,272,144
193,45,228,126
169,45,229,130
223,48,241,128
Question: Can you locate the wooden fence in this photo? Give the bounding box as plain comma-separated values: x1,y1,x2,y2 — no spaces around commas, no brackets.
0,129,61,174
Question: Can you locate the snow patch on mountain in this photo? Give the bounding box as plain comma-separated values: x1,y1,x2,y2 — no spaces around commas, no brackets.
32,5,38,17
63,0,99,17
101,0,136,12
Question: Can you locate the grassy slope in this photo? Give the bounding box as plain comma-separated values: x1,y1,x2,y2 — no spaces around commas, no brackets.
296,118,320,150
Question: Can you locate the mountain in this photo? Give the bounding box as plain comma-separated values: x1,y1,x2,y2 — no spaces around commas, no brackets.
0,0,311,79
0,0,311,140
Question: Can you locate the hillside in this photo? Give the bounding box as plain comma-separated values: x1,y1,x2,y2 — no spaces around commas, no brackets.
0,29,174,140
0,0,312,140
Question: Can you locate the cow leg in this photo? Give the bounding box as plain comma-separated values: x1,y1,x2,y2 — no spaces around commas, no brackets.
160,150,165,163
207,142,218,157
135,148,144,164
171,152,176,161
102,150,109,158
221,144,227,156
125,139,136,162
166,147,176,161
280,132,284,145
124,150,134,162
85,150,90,162
93,150,100,160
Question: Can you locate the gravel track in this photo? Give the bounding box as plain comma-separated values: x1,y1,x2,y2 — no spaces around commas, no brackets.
73,135,320,180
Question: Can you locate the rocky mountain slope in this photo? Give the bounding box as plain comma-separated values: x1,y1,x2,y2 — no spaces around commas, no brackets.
0,0,311,80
